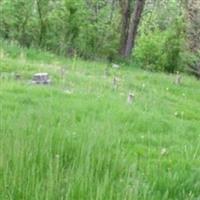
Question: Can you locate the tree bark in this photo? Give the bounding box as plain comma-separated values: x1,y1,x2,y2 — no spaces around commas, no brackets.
119,0,131,56
186,0,200,53
119,0,146,58
124,0,145,57
186,0,200,78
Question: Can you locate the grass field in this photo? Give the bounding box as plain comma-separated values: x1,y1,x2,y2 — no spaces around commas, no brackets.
0,41,200,200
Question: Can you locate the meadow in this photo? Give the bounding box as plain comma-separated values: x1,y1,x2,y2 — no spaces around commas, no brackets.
0,41,200,200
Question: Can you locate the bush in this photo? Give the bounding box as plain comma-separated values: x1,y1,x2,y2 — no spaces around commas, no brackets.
134,17,187,73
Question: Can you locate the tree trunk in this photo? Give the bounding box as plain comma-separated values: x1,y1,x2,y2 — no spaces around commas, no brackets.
186,0,200,53
119,0,131,56
119,0,146,58
186,0,200,78
124,0,145,57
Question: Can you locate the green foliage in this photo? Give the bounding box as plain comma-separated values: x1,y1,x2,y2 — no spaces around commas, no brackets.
132,1,188,73
0,0,119,59
134,10,187,73
134,28,166,71
0,0,199,76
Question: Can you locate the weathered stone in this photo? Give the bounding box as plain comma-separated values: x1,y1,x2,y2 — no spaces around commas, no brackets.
113,77,120,90
112,63,120,69
127,92,135,104
60,67,66,78
174,72,182,85
32,73,51,84
15,73,21,80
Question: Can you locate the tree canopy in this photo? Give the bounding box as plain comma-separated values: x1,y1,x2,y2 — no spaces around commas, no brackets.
0,0,200,76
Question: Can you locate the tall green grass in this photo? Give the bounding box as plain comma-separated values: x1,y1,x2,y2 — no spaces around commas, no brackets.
0,41,200,199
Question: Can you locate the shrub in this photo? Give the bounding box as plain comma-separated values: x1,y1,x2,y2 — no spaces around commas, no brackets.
134,17,187,73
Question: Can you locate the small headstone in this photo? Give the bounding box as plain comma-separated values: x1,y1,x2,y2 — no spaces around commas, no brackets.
60,67,66,78
112,63,120,69
174,72,182,85
127,92,135,104
20,52,26,62
32,73,51,84
15,73,21,80
112,76,119,90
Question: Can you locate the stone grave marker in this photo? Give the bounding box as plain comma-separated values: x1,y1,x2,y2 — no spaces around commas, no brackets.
32,73,51,84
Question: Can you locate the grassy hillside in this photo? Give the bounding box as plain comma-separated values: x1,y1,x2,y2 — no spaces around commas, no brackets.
0,41,200,200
